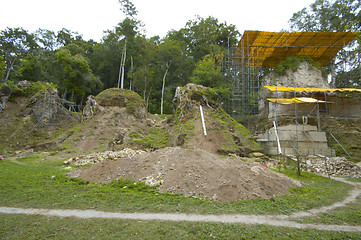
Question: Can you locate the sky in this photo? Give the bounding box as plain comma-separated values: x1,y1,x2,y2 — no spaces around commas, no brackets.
0,0,315,42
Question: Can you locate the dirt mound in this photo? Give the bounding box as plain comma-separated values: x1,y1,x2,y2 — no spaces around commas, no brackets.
50,88,163,154
95,88,147,118
167,83,262,156
0,81,78,153
68,147,302,202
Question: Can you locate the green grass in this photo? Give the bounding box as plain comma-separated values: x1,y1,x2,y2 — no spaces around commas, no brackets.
1,154,360,239
295,196,361,226
129,127,169,149
1,213,360,240
0,155,355,216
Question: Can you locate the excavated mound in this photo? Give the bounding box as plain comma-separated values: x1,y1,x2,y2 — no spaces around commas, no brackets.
167,83,262,156
68,147,302,202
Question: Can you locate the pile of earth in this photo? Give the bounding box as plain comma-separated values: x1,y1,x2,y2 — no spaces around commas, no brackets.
35,88,163,155
165,83,262,156
67,147,302,202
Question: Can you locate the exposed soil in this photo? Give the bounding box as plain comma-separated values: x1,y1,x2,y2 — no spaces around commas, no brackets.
68,147,302,202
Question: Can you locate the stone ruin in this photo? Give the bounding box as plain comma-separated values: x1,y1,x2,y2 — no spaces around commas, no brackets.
259,61,330,115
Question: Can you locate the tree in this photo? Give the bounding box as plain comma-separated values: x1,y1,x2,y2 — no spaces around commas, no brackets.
289,0,361,87
0,28,38,82
95,17,143,90
35,29,57,51
156,39,182,114
190,56,222,88
289,0,361,32
129,37,157,106
20,55,43,81
168,16,239,63
55,48,102,103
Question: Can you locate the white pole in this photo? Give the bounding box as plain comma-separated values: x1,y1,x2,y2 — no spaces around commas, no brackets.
273,121,282,155
200,105,207,137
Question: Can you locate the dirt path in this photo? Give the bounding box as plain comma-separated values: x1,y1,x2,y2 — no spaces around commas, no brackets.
1,178,360,233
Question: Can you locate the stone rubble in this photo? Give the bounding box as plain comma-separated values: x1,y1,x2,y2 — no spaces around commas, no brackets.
139,173,164,187
64,148,145,166
301,156,361,178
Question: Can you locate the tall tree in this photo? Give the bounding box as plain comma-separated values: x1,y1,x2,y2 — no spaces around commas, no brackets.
156,39,182,114
129,37,157,106
95,17,143,90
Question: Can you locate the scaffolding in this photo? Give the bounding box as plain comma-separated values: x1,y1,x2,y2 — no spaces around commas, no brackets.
223,30,357,120
223,31,360,166
263,86,361,157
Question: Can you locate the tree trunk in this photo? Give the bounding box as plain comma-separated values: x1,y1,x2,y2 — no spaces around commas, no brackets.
3,58,16,82
161,61,171,115
118,38,127,89
129,56,133,90
143,75,147,101
121,39,127,89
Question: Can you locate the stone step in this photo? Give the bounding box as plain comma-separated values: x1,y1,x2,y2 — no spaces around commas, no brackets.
267,147,334,157
266,141,329,149
277,124,318,131
261,131,327,142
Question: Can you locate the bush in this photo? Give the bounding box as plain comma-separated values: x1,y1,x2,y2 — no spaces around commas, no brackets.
274,55,321,76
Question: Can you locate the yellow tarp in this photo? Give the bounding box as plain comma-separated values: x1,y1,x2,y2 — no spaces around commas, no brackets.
234,31,357,67
267,97,327,105
264,86,361,93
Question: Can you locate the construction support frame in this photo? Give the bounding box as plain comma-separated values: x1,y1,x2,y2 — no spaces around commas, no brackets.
223,31,360,161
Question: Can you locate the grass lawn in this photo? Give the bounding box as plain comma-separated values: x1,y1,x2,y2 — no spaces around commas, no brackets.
1,213,361,240
0,154,355,215
294,196,361,226
0,154,360,239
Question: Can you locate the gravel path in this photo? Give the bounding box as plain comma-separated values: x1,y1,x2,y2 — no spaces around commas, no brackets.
1,178,360,232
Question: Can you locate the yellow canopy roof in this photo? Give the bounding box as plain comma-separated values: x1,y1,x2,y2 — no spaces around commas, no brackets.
267,97,327,105
234,31,357,67
264,86,361,93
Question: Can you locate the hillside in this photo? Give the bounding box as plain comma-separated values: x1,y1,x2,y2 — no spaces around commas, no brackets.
2,82,359,202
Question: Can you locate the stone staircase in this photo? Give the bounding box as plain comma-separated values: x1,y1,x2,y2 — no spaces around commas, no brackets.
257,124,334,157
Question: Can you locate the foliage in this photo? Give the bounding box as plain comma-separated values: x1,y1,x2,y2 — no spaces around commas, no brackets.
119,0,138,18
168,16,240,63
0,80,57,98
54,48,102,103
0,27,38,82
190,56,222,87
19,55,44,81
0,12,240,111
274,55,321,76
